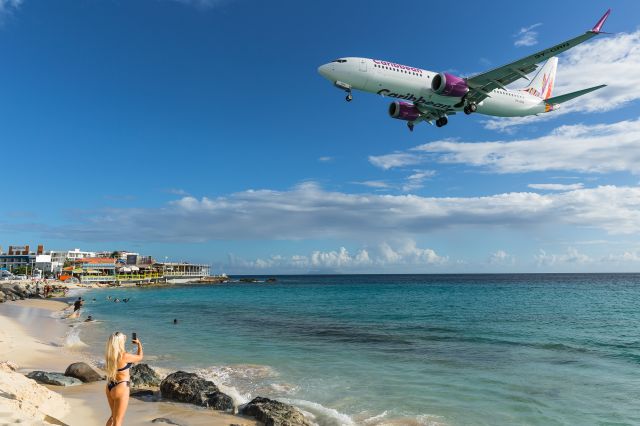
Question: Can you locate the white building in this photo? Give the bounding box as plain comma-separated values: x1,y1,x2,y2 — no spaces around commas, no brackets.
34,254,63,275
49,249,97,265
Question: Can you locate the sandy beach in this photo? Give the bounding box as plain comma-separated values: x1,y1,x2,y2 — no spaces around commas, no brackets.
0,298,259,426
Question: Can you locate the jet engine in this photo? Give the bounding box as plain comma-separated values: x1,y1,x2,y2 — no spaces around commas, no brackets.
431,72,469,97
388,101,421,121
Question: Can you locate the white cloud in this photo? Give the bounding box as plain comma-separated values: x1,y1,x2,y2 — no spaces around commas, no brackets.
351,180,390,189
22,182,640,243
528,183,584,191
402,169,436,192
489,250,515,265
487,30,640,131
514,23,542,47
534,247,592,266
601,251,640,263
368,152,422,170
224,240,446,272
414,118,640,174
318,156,334,163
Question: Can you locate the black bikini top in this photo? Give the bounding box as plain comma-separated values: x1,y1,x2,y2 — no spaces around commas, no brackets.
117,362,133,371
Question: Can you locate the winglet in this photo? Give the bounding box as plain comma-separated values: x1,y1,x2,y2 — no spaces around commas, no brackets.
591,9,611,33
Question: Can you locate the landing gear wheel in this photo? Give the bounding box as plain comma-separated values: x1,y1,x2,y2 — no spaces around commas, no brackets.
436,116,448,127
464,103,477,115
345,92,353,102
407,122,414,132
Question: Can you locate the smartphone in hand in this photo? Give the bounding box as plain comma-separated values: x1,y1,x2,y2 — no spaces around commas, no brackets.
132,332,137,343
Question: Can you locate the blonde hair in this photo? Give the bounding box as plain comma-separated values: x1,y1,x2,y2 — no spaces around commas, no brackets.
105,332,126,381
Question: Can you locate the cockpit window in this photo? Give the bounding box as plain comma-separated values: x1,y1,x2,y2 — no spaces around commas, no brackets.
331,59,347,63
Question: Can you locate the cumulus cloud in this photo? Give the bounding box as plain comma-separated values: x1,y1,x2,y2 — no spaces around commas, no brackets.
534,247,592,266
514,23,542,47
410,118,640,174
601,251,640,263
486,30,640,131
489,250,515,265
528,183,584,191
16,182,640,243
225,241,447,273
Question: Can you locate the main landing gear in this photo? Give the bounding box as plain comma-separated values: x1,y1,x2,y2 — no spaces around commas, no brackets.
435,116,448,128
407,122,414,132
463,103,477,115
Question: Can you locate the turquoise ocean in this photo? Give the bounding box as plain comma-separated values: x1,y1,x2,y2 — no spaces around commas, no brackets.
72,274,640,425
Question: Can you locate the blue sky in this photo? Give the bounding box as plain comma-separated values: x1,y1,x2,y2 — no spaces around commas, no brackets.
1,0,639,273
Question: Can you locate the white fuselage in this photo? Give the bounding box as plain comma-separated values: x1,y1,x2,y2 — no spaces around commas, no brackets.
318,57,549,117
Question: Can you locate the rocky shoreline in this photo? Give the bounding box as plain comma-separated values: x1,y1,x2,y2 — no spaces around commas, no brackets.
23,360,312,426
0,281,43,302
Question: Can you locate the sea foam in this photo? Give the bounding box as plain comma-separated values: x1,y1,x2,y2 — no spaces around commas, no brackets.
281,398,355,426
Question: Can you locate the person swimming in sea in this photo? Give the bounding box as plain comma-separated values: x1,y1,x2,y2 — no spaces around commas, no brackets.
104,332,143,426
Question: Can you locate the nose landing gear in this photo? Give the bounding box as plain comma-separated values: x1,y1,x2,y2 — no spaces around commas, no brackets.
407,122,414,132
346,91,353,102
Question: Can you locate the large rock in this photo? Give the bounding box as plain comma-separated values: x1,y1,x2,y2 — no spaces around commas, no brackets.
64,362,104,383
130,363,161,388
240,397,312,426
27,371,83,387
160,371,233,411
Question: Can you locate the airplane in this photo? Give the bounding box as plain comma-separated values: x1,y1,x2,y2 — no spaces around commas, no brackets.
317,9,611,132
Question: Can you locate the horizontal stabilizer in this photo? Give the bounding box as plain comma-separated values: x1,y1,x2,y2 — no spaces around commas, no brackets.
545,84,606,104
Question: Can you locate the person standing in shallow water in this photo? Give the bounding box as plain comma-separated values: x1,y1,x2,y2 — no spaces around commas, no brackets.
105,332,143,426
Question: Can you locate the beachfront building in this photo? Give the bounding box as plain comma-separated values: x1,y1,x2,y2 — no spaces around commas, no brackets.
158,262,210,283
74,257,116,283
0,245,44,274
49,249,97,265
35,254,61,275
0,252,35,273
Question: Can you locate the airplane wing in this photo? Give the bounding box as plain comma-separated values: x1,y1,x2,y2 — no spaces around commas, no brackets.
464,9,611,106
545,84,606,104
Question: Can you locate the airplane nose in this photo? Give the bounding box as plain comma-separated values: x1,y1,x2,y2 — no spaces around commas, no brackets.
317,63,333,80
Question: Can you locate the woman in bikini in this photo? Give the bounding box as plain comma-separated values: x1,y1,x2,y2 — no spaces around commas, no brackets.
104,332,143,426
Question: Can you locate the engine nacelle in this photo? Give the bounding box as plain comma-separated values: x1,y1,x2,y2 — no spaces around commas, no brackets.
388,101,420,121
431,72,469,97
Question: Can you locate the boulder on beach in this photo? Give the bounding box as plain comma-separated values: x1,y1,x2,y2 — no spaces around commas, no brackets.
130,363,162,388
64,362,104,383
240,397,312,426
160,371,233,411
27,371,83,387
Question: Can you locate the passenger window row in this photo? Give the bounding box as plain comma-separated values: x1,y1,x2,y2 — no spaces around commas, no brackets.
373,64,420,76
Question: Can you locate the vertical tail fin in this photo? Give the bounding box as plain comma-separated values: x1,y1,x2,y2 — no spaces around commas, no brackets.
522,57,557,99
